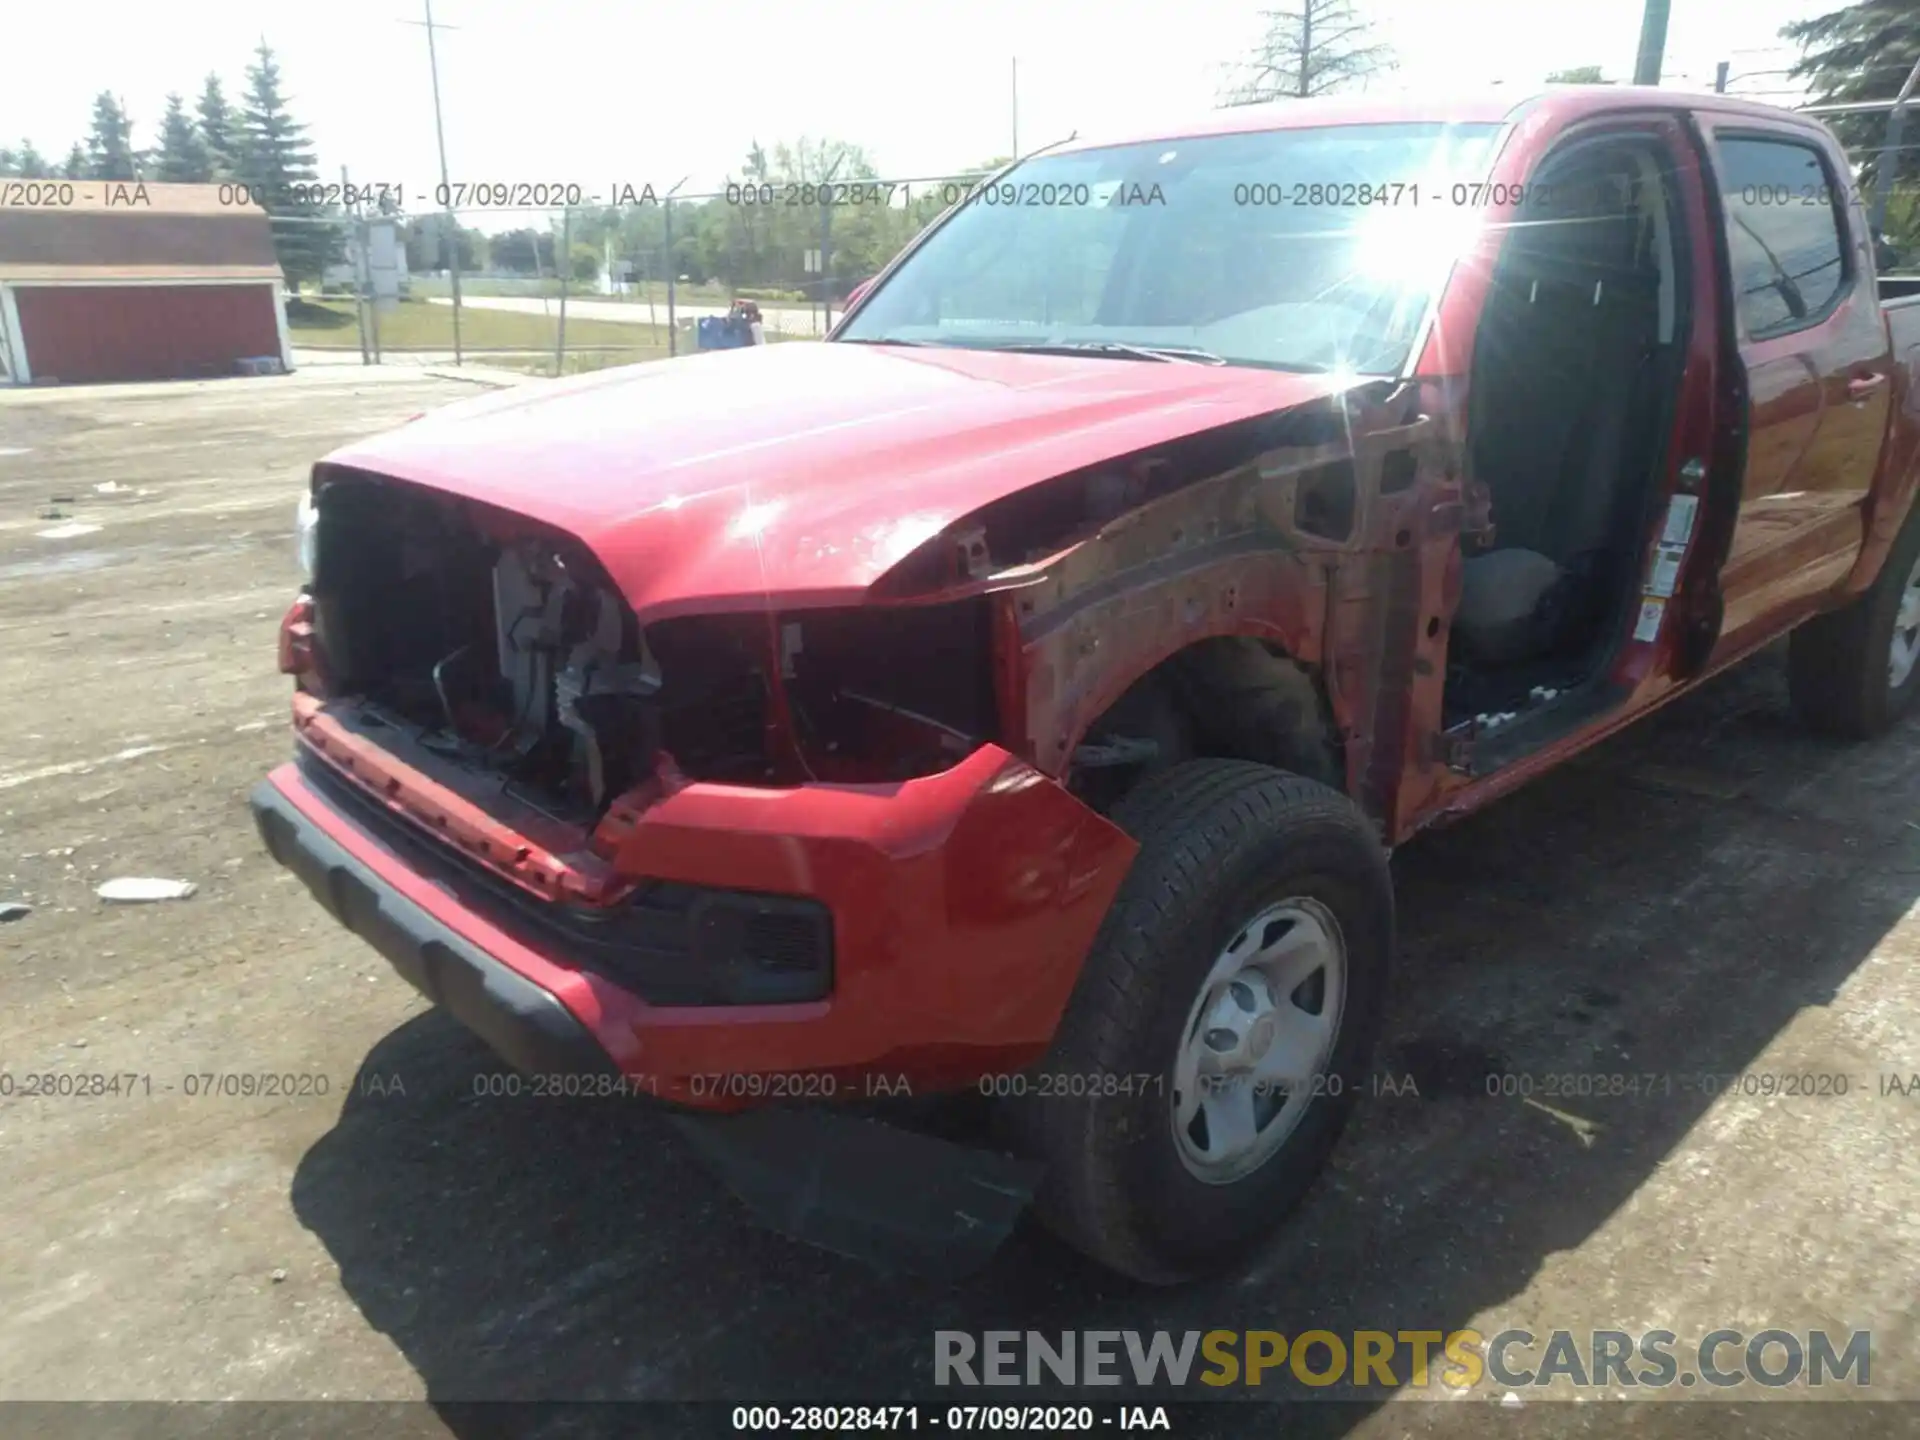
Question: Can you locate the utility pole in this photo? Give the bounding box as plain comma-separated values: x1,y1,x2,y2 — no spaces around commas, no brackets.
1633,0,1671,86
406,0,463,365
1715,60,1729,94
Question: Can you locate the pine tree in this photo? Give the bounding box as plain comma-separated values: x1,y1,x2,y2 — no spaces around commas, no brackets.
1783,3,1920,187
15,141,51,178
153,94,213,182
61,142,89,180
86,92,139,180
235,41,341,285
197,74,237,180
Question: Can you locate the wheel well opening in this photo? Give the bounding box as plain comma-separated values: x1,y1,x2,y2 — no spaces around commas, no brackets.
1066,636,1343,814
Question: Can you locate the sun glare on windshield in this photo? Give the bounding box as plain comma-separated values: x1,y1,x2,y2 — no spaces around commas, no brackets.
838,122,1505,375
1349,186,1487,285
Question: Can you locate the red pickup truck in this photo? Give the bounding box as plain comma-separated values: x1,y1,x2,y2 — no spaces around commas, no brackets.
254,86,1920,1283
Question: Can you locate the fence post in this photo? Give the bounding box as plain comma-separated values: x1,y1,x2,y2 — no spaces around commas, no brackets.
820,198,833,334
354,215,372,366
344,169,370,366
556,205,571,376
665,197,678,356
444,212,464,366
352,202,385,366
369,233,383,366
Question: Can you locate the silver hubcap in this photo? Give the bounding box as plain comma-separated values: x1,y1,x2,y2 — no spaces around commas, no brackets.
1892,552,1920,690
1170,898,1347,1185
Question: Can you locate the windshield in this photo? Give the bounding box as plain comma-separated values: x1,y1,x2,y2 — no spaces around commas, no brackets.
838,122,1505,374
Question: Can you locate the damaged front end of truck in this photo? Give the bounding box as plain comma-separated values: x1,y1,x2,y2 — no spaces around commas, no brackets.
261,349,1454,1276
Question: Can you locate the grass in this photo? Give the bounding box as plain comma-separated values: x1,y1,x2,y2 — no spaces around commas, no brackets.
287,296,819,376
407,274,741,306
480,330,819,376
287,297,674,358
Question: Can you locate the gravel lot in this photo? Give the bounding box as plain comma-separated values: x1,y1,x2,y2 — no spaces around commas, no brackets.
1,368,1917,1436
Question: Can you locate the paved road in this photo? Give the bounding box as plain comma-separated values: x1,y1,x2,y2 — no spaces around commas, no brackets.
1,370,1917,1430
427,293,831,337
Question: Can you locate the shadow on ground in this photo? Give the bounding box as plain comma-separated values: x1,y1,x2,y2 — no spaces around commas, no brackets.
290,648,1920,1435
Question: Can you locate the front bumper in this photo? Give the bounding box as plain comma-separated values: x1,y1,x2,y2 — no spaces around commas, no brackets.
251,740,1136,1108
252,777,616,1079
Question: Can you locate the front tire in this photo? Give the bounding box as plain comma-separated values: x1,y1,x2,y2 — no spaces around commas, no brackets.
1789,500,1920,738
1019,760,1392,1284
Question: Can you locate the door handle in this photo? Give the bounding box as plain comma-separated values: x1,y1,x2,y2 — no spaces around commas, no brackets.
1848,372,1889,402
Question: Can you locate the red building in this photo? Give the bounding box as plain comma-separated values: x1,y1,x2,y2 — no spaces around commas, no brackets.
0,180,291,385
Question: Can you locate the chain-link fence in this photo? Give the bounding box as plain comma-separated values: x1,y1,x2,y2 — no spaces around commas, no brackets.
275,97,1920,381
277,172,996,377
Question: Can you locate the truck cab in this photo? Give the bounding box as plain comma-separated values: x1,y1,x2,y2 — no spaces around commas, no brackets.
1381,88,1920,827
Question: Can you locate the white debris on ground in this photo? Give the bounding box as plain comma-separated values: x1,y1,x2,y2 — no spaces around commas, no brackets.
95,878,198,903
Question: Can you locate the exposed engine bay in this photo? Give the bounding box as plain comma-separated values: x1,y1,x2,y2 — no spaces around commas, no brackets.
304,471,999,822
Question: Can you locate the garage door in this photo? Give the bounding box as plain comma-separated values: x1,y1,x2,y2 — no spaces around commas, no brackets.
14,283,280,384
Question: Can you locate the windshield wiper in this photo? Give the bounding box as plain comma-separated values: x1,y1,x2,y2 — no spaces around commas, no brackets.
983,340,1230,366
836,336,948,347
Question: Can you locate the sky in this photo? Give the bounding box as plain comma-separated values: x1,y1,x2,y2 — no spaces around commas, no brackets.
3,0,1836,222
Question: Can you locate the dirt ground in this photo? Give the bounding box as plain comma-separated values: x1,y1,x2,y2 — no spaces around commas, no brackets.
1,368,1918,1435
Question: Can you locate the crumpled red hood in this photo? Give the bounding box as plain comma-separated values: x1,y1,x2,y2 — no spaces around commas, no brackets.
321,340,1356,619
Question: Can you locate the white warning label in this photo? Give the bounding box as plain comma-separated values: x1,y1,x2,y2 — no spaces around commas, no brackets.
1633,597,1666,642
1661,494,1699,547
1647,544,1685,598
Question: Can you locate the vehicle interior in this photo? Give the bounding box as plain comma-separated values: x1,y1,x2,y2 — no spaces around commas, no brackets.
1443,134,1690,729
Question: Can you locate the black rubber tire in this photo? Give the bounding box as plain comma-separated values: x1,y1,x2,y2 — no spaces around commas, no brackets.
1016,759,1392,1284
1789,499,1920,739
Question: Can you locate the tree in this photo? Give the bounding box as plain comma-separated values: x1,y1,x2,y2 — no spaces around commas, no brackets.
61,142,88,179
1784,3,1920,193
403,215,478,272
0,144,47,177
712,136,886,296
488,228,553,274
15,141,52,178
1546,65,1607,83
152,94,213,183
1222,0,1395,104
196,74,238,179
85,92,139,180
235,41,342,285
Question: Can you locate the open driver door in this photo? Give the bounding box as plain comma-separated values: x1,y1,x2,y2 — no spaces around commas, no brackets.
1606,111,1746,691
1634,113,1751,683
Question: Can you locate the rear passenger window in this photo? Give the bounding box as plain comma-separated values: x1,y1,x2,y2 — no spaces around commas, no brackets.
1714,136,1850,339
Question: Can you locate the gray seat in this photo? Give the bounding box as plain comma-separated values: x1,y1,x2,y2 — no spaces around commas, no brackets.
1453,208,1660,669
1455,548,1568,668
